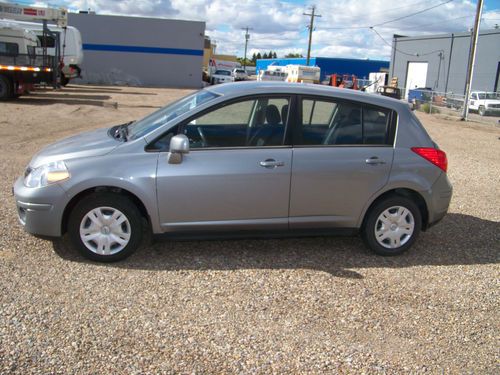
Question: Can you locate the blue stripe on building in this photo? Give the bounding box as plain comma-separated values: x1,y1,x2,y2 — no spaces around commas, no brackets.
82,43,204,56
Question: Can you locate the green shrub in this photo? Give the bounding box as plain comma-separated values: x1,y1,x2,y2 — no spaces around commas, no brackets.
420,103,440,114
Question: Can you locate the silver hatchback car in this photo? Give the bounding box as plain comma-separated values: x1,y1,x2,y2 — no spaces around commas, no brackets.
13,82,452,262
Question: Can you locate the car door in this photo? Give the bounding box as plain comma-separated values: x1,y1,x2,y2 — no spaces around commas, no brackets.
469,93,477,109
289,96,395,229
154,95,293,232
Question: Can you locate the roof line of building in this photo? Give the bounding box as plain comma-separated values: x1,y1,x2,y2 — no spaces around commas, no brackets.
394,28,500,42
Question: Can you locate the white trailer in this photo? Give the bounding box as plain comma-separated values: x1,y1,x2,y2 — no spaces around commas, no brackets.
284,65,320,84
208,58,241,77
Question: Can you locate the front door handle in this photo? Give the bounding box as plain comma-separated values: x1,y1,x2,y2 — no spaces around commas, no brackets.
365,156,386,165
260,159,285,168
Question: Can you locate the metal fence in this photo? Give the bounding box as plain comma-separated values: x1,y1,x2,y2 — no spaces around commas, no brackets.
406,89,500,126
0,53,55,68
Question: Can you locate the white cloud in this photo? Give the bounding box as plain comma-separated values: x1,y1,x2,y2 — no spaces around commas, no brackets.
60,0,498,59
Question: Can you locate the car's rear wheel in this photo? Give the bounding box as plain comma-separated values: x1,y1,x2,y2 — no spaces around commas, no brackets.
68,192,143,262
362,196,422,256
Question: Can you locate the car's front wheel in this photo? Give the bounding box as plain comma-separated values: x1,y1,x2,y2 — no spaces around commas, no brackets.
68,192,143,262
362,196,422,256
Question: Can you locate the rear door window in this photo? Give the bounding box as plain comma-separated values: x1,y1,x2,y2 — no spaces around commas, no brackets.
298,98,393,146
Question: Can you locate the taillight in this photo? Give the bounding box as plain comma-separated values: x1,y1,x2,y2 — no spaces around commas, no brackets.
411,147,448,172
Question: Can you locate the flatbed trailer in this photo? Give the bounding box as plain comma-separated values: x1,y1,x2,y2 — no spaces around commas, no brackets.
0,53,54,99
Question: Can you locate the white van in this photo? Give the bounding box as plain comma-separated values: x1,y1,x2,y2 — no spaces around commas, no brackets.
0,19,83,85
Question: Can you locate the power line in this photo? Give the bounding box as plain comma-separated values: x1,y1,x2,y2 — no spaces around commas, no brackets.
400,14,474,30
373,0,454,27
303,5,321,65
321,0,455,30
370,27,444,57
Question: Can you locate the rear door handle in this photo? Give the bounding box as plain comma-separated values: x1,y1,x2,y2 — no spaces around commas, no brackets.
260,159,285,168
365,156,386,165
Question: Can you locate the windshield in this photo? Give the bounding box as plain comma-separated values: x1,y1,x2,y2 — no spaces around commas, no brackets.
477,92,499,100
127,90,218,140
215,70,231,76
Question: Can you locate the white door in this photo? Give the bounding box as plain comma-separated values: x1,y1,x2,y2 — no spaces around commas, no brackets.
405,62,428,99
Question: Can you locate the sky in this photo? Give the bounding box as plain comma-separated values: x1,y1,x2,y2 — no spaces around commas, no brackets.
22,0,500,60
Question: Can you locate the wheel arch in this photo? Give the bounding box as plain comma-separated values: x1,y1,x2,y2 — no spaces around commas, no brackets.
61,186,151,235
360,188,429,231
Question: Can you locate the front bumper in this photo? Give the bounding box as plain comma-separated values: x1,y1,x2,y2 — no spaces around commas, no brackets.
13,177,68,237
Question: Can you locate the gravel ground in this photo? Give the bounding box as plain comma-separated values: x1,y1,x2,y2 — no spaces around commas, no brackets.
0,85,499,373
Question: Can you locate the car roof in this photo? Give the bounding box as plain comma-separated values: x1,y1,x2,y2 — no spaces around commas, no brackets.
206,81,410,112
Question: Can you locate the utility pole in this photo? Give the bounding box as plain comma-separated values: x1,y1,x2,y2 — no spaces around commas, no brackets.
303,6,321,66
462,0,483,121
242,27,252,70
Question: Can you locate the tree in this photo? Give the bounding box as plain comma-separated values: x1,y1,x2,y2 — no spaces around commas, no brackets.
284,53,304,58
268,51,273,59
263,52,268,59
237,57,255,66
251,52,257,64
256,52,262,60
272,52,277,58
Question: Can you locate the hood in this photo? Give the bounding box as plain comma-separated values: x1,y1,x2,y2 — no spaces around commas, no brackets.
30,127,120,168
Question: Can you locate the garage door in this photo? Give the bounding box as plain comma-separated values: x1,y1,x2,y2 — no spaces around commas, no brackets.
405,62,428,99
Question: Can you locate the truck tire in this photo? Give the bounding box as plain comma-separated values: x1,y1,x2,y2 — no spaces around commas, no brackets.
478,106,486,116
0,75,13,100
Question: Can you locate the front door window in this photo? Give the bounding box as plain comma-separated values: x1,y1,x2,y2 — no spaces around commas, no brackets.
183,97,290,148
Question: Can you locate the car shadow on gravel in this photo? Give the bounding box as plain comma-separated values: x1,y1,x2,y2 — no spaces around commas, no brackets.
52,213,499,278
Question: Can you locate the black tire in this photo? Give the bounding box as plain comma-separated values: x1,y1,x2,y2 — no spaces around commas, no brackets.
362,195,422,256
478,106,486,116
60,74,70,87
0,75,13,100
68,192,143,262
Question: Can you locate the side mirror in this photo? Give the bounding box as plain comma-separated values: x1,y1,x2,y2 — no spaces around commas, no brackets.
168,134,189,164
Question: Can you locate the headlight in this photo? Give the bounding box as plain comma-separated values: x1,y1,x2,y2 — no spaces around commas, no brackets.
24,161,70,188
